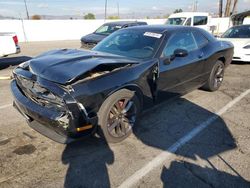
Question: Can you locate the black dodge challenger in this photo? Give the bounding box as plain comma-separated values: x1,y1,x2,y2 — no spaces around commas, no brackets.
11,26,233,143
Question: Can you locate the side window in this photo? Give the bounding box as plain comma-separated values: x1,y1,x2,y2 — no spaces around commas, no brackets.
185,18,191,26
130,23,137,27
193,16,208,26
162,32,198,57
192,31,209,47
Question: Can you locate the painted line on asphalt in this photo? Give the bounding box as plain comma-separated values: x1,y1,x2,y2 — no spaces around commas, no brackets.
118,89,250,188
0,104,12,110
0,76,12,80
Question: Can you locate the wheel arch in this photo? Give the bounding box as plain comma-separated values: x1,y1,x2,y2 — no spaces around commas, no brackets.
106,84,144,111
218,56,226,64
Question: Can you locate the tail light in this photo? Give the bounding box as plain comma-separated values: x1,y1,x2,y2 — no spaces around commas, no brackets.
13,35,18,45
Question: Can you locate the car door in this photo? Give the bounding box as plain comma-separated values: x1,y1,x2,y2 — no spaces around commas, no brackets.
192,30,210,83
158,31,205,94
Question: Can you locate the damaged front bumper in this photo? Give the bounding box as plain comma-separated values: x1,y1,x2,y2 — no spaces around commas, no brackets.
11,78,97,144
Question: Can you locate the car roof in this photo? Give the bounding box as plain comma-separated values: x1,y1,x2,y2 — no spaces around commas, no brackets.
230,24,250,29
122,25,196,33
104,21,147,26
122,25,216,41
169,12,209,18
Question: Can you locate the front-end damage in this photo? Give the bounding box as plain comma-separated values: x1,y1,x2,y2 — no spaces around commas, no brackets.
11,66,99,143
11,50,159,143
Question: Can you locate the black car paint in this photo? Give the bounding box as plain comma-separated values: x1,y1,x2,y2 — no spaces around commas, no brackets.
11,26,234,143
80,21,147,48
28,49,139,85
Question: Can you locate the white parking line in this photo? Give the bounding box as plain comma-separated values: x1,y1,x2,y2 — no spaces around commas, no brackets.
118,89,250,188
0,104,12,110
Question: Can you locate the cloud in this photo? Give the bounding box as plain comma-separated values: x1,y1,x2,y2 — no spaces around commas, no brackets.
37,3,49,9
152,6,158,10
0,1,23,5
61,6,130,15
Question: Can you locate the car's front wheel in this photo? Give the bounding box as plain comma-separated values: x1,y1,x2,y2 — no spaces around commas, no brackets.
202,60,225,91
97,89,140,143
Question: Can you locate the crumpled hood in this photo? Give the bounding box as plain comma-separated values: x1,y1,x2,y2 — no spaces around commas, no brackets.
29,49,138,85
81,33,107,43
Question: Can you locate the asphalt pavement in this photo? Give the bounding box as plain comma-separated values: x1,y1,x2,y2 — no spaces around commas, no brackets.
0,41,249,188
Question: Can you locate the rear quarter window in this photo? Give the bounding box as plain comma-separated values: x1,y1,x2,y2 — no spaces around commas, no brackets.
192,31,209,47
194,16,208,26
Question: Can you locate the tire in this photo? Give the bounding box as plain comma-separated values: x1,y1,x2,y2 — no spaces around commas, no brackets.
202,60,225,92
97,89,140,143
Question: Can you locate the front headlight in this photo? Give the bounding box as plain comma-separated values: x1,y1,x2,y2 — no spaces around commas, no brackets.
243,45,250,49
18,61,30,69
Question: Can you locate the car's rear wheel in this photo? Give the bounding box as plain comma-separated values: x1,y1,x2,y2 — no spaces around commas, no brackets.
97,89,140,143
202,60,225,91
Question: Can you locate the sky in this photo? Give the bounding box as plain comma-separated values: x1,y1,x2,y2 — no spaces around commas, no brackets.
0,0,250,19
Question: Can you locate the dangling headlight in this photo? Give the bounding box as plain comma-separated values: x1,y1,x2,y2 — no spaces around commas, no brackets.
18,61,30,69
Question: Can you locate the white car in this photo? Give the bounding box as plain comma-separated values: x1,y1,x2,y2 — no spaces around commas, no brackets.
0,33,20,57
165,12,214,32
220,25,250,62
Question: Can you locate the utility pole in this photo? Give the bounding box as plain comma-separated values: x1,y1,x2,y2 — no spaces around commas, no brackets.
24,0,29,19
231,0,238,15
117,2,120,18
104,0,108,20
225,0,232,17
219,0,223,17
193,1,198,12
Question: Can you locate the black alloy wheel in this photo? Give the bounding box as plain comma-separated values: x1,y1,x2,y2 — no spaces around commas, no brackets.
98,89,140,143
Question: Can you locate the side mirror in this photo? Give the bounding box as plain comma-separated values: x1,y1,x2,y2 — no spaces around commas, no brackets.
162,49,188,65
174,49,188,57
163,54,175,65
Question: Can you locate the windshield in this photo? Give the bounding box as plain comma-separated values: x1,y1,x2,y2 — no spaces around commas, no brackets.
222,26,250,38
166,17,186,25
93,29,163,59
94,24,122,35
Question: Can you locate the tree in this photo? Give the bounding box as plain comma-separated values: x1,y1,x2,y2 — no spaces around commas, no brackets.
31,15,41,20
163,14,170,19
84,13,95,20
107,15,120,19
155,16,161,19
173,9,183,13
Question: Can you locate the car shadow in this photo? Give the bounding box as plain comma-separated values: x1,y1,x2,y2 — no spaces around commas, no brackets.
61,131,114,188
134,95,236,157
161,160,250,187
0,56,32,70
61,91,239,187
133,92,244,187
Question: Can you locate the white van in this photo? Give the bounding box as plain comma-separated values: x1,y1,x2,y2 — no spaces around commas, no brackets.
166,12,213,32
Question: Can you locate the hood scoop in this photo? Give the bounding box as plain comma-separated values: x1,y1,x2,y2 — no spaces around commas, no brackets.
29,49,138,84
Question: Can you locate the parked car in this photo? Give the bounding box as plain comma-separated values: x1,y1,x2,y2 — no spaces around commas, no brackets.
220,24,250,62
0,33,20,57
11,26,233,144
80,21,147,48
165,12,215,33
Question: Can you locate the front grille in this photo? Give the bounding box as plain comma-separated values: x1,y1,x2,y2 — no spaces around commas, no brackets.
16,76,65,110
81,42,96,49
